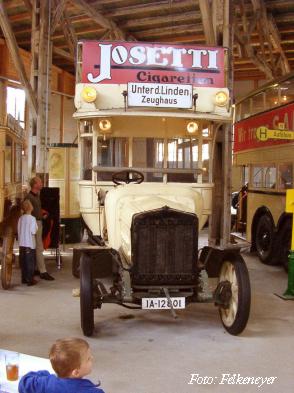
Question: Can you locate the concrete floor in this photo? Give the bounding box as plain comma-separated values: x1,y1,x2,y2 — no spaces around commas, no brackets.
0,237,293,393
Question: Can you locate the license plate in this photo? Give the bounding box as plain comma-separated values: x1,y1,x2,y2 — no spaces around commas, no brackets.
142,297,185,310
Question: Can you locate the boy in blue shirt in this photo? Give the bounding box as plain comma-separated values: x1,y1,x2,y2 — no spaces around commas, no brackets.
18,338,105,393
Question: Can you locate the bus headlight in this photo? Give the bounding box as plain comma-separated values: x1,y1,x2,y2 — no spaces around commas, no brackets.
81,86,97,103
187,121,199,134
215,91,228,107
99,119,112,132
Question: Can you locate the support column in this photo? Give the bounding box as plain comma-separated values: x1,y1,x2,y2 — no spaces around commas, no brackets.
209,126,223,246
221,123,233,246
0,78,7,123
29,0,52,184
208,0,234,247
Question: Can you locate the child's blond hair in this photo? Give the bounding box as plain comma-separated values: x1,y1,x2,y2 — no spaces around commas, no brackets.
49,337,89,378
21,199,33,214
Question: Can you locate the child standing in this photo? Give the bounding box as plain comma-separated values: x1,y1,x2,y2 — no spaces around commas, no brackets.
18,199,38,286
18,337,105,393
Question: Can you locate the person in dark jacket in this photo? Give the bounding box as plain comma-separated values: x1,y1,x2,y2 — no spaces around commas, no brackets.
25,177,54,281
18,337,105,393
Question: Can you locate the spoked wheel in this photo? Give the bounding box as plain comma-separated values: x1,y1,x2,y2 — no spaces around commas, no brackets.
1,254,13,290
112,169,144,185
1,235,15,290
80,253,95,336
217,254,251,335
255,214,278,265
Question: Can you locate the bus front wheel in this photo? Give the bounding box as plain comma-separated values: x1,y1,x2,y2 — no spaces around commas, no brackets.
80,253,95,336
217,255,251,335
255,215,278,265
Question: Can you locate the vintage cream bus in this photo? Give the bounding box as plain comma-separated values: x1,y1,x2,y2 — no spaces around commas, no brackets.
75,42,231,239
74,41,251,337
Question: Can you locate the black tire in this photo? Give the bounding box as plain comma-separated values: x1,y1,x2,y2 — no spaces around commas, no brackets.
80,253,95,336
72,249,81,278
277,219,292,272
255,214,278,265
218,253,251,335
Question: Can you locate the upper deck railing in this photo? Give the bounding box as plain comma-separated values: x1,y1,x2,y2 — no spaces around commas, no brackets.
0,113,25,139
234,71,294,123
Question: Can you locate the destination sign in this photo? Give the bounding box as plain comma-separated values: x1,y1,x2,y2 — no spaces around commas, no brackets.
127,83,192,108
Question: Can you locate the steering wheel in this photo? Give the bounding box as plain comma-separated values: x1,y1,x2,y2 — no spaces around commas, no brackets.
112,169,144,185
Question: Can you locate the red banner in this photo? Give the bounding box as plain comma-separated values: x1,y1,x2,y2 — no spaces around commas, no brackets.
81,41,225,88
234,102,294,152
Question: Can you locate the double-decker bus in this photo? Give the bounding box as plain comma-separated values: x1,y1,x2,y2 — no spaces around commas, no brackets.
233,72,294,270
73,41,251,337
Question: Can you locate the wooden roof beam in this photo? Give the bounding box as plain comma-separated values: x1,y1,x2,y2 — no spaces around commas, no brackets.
268,13,291,74
252,0,276,69
199,0,216,45
0,1,38,118
2,0,27,10
9,11,30,22
61,9,77,59
53,46,74,62
211,0,231,47
23,0,32,12
51,0,67,35
52,25,105,40
135,24,203,39
252,0,290,75
121,11,201,29
70,0,127,40
234,0,274,79
234,22,273,79
105,0,195,18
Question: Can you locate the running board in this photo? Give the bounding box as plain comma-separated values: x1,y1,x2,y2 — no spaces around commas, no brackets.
230,232,251,249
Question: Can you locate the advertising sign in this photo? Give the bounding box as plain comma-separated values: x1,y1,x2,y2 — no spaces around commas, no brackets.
234,102,294,152
81,41,225,88
256,126,294,141
127,83,192,108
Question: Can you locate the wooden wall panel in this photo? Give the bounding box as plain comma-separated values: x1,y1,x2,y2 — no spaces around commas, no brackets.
59,71,75,95
48,93,75,144
0,45,31,82
63,97,76,143
0,41,74,94
49,93,61,143
51,66,60,92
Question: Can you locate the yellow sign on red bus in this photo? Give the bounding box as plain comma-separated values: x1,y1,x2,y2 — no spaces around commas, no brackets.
256,126,294,142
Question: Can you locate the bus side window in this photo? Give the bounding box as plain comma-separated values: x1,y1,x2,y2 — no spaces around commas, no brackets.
264,166,276,189
278,164,293,190
5,136,13,184
82,137,92,180
251,92,265,115
252,166,263,188
97,137,128,181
